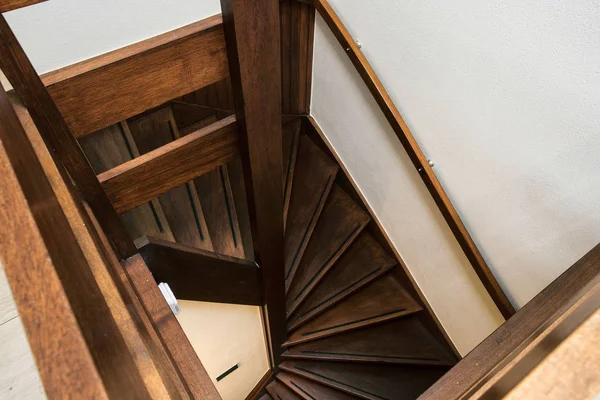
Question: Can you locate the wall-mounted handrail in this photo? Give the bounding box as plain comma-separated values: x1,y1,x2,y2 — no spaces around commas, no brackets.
314,0,515,319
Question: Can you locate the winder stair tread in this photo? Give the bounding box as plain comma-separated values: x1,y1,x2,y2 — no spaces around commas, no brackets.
276,372,356,400
266,380,302,400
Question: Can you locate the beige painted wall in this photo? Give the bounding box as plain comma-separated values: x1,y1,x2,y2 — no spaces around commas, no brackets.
177,301,270,400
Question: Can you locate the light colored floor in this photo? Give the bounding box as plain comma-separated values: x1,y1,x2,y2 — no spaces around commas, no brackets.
0,261,46,400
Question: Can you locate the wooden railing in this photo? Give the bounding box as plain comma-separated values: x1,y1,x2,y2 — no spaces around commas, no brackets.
314,0,515,319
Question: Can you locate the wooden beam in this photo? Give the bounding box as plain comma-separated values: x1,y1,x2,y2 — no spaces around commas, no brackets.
0,82,152,399
98,115,239,213
0,15,137,258
41,15,229,137
315,0,515,319
220,0,286,367
137,236,262,306
0,0,46,12
421,242,600,399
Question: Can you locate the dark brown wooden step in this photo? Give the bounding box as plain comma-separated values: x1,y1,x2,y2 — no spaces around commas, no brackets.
286,186,370,316
287,232,394,330
78,123,174,242
259,394,273,400
277,372,356,400
127,107,213,251
280,360,448,400
284,274,421,346
227,157,255,260
283,118,301,226
266,380,302,400
285,134,338,290
283,316,454,366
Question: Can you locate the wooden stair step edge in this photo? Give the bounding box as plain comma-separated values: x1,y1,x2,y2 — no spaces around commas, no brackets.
258,394,273,400
276,372,356,400
285,133,339,291
287,232,394,330
280,360,448,400
266,380,303,400
283,118,301,226
286,185,371,316
126,106,214,251
283,315,455,367
284,274,421,346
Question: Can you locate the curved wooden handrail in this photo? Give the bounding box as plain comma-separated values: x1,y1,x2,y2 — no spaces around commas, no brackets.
315,0,515,319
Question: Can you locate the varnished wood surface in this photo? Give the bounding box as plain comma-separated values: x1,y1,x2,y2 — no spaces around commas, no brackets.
284,316,454,366
286,185,370,315
0,0,46,12
221,0,286,367
282,118,301,224
42,15,229,137
266,380,302,400
137,235,262,306
280,360,448,400
285,134,338,290
99,115,239,213
288,232,395,331
421,242,600,400
285,274,421,346
316,0,515,319
277,372,356,400
0,14,137,258
228,157,255,260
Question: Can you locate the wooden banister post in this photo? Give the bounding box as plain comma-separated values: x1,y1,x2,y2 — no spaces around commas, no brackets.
219,0,286,366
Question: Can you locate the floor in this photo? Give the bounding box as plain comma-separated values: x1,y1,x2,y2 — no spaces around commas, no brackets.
0,261,46,399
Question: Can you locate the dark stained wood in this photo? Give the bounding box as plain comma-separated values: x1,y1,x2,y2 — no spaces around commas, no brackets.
220,0,286,366
266,380,302,400
0,0,46,12
285,134,338,289
285,274,421,346
11,92,192,398
180,77,235,114
227,157,255,260
421,243,600,400
282,118,301,225
277,372,356,400
0,14,137,258
286,185,371,314
194,164,246,258
259,395,273,400
280,360,447,400
136,235,261,306
127,106,213,251
316,0,515,319
280,0,315,114
171,101,222,130
123,254,221,399
0,84,151,399
42,15,229,137
99,115,239,213
245,369,273,400
78,123,176,243
283,316,454,366
288,232,395,330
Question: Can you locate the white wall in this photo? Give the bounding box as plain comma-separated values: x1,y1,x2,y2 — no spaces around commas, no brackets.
312,0,600,353
4,0,221,74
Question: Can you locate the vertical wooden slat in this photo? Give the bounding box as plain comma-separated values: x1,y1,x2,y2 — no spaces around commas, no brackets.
0,14,137,259
280,1,292,114
220,0,286,366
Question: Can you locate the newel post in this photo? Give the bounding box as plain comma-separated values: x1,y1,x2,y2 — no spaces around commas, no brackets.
219,0,286,366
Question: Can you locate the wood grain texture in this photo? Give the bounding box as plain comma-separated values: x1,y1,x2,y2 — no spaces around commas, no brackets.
316,0,515,319
286,185,371,315
0,14,137,258
284,316,454,366
221,0,286,367
421,242,600,400
123,254,222,400
127,107,213,251
0,0,46,12
285,274,421,346
0,88,109,400
280,360,448,400
288,232,395,331
137,235,262,306
227,156,255,260
42,15,229,137
276,372,355,400
99,115,239,213
282,118,301,225
267,380,302,400
285,134,338,290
